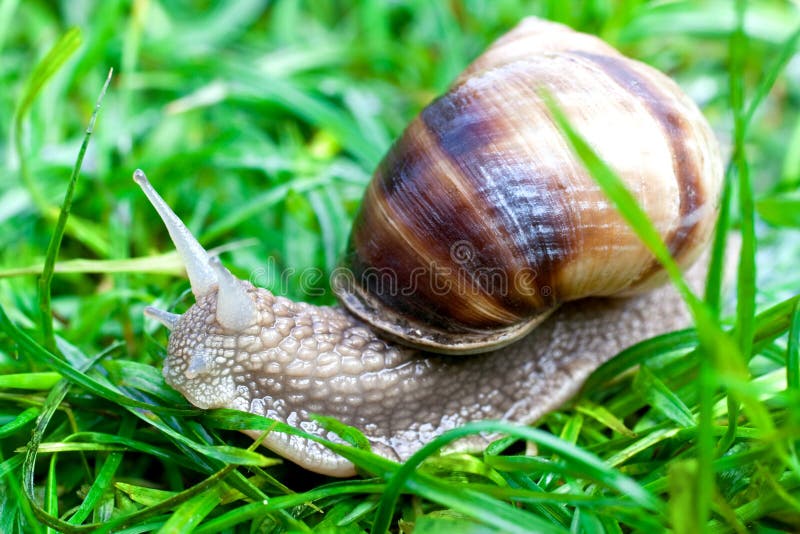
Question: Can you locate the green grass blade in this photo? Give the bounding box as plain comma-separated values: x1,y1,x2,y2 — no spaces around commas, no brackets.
668,460,702,533
156,483,223,534
193,482,385,533
114,483,176,507
543,87,794,528
13,28,82,212
30,442,129,454
405,478,567,534
202,176,333,242
788,301,800,459
0,372,61,389
0,454,24,480
633,366,695,428
703,160,733,318
125,409,278,467
0,253,184,279
543,92,693,305
743,23,800,126
61,432,194,470
65,418,134,526
0,0,20,55
707,24,799,311
104,360,187,405
370,421,660,534
543,93,752,381
756,193,800,227
730,0,757,373
21,350,100,532
584,329,698,391
0,407,40,438
38,68,112,352
310,413,372,451
0,305,195,415
574,402,635,438
716,0,759,463
92,465,238,534
44,455,58,534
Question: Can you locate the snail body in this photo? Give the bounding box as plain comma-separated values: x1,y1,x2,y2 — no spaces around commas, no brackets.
137,18,722,476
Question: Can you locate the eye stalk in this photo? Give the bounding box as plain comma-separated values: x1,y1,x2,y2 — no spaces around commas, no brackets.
143,306,181,330
133,169,218,298
134,169,260,333
210,258,258,331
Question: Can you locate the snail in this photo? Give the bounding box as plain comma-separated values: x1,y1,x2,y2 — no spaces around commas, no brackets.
136,17,722,477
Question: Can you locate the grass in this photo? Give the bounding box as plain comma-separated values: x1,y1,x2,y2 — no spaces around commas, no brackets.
2,0,800,532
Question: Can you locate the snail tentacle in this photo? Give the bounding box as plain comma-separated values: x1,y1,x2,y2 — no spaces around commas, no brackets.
143,306,180,330
211,258,259,331
134,169,218,297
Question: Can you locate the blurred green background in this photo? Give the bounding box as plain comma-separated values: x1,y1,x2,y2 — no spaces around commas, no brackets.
3,1,800,531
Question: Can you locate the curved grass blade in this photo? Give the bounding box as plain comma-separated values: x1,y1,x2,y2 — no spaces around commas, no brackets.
0,372,61,389
704,162,733,317
157,483,224,534
788,301,800,393
583,329,698,391
61,432,195,470
543,83,793,528
22,348,105,532
38,68,112,352
193,482,386,533
13,28,81,212
633,366,695,428
716,0,756,463
124,408,278,467
543,92,698,311
542,93,758,408
0,407,40,438
65,418,135,526
707,21,800,311
203,411,592,532
0,305,196,415
21,368,239,534
369,420,661,534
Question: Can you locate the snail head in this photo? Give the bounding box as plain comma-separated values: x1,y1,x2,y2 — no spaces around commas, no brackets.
135,169,266,408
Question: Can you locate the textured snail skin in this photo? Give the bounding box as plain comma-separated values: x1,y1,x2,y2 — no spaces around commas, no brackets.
339,17,722,353
162,262,705,477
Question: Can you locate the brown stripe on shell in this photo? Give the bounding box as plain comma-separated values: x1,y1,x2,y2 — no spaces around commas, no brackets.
420,69,574,311
574,51,706,283
344,117,527,333
377,125,528,326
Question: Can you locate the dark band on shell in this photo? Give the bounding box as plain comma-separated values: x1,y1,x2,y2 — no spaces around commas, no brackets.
573,51,710,286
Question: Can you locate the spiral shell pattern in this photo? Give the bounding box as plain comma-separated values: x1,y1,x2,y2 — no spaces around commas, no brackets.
336,17,723,354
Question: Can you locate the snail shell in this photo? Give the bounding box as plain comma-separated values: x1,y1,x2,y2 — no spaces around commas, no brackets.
336,17,722,354
137,17,723,477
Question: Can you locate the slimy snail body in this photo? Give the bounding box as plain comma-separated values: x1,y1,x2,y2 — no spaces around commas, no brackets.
138,18,723,476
